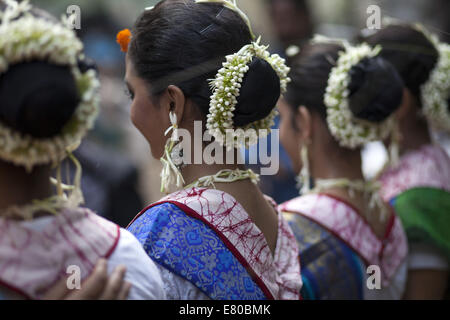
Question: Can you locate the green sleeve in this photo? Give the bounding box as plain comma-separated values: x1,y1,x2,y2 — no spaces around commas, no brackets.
392,187,450,260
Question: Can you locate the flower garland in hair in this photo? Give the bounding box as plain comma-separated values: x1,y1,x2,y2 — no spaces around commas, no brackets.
381,18,450,132
142,0,286,192
207,37,290,150
320,37,395,149
0,0,101,171
416,27,450,132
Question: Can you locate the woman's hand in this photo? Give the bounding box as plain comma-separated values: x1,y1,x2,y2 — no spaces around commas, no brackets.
43,259,131,300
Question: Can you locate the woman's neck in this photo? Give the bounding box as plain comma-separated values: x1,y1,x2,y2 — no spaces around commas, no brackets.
398,109,432,156
308,142,366,204
180,147,247,187
0,162,52,216
308,141,391,235
310,144,364,182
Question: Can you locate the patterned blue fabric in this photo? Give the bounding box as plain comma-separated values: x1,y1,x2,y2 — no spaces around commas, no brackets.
285,213,364,300
128,202,267,300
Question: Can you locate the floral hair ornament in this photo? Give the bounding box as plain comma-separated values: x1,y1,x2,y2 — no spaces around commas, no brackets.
381,18,450,133
206,37,290,150
295,36,394,222
0,0,101,171
422,40,450,132
388,19,450,133
312,35,395,149
116,29,132,53
421,40,450,132
0,0,100,219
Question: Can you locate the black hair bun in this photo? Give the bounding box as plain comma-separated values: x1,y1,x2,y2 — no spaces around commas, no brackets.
363,25,439,101
233,57,281,127
0,61,80,138
348,56,404,123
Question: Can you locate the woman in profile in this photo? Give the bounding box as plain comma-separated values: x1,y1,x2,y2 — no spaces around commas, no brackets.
0,0,164,300
278,39,408,299
122,0,302,300
364,23,450,299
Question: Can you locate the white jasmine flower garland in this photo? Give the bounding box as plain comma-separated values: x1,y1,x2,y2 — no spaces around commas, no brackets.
158,0,288,192
382,18,450,132
206,37,290,150
0,1,100,171
324,42,395,149
419,31,450,132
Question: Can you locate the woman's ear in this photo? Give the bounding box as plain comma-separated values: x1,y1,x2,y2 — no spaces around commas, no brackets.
163,85,186,125
296,105,312,143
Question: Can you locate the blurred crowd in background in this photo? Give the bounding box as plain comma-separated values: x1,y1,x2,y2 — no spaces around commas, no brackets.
31,0,450,227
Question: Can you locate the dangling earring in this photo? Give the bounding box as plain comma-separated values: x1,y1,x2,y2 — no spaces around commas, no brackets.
296,144,311,195
160,111,185,194
388,120,401,167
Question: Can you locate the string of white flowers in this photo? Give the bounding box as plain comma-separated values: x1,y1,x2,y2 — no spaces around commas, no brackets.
418,29,450,132
323,42,395,149
312,177,388,222
206,36,290,150
0,1,101,171
0,0,31,25
159,1,280,192
0,0,99,220
185,168,260,189
381,18,450,133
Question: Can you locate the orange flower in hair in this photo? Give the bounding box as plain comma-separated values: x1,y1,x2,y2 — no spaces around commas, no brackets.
116,29,132,53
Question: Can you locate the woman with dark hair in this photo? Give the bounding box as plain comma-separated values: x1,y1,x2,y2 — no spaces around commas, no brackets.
277,39,408,299
121,0,301,300
364,23,450,299
0,0,165,299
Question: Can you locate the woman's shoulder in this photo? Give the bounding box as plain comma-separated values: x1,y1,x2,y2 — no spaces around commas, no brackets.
279,193,358,217
126,200,272,300
280,192,408,287
108,228,166,300
128,201,180,227
281,206,366,300
57,207,166,300
380,144,450,200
